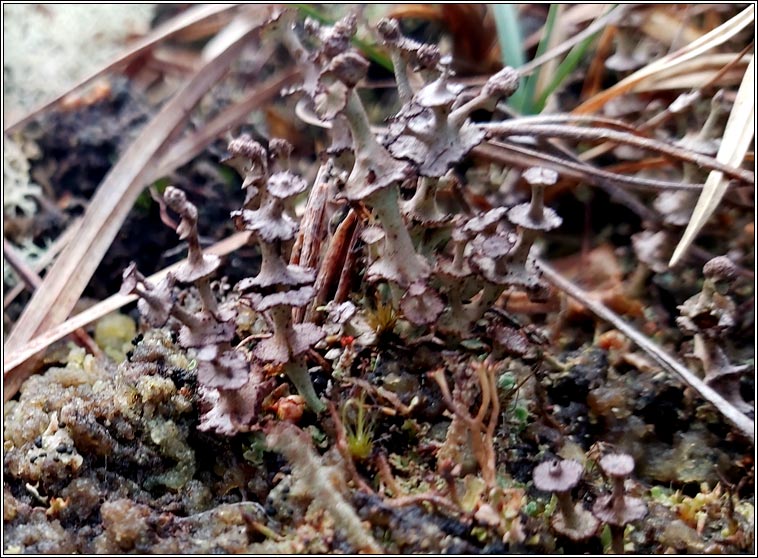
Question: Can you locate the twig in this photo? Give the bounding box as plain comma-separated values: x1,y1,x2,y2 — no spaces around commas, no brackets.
488,113,643,133
347,377,414,416
537,258,754,442
481,122,754,184
374,452,403,497
292,162,332,323
309,209,359,322
3,239,101,359
334,220,362,304
479,140,710,192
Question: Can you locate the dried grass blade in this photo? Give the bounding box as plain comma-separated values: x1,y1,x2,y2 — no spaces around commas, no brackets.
670,56,755,266
580,46,753,163
633,53,751,92
537,259,754,442
3,232,251,399
5,7,279,350
642,8,703,47
483,122,754,183
3,240,101,361
152,67,298,179
573,5,754,114
4,4,239,134
478,140,705,192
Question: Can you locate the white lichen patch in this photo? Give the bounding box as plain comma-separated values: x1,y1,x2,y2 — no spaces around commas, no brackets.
3,136,41,218
3,4,155,116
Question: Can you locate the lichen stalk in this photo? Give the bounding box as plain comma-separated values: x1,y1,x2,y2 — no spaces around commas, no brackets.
170,304,205,331
196,279,219,317
258,240,289,282
390,51,413,105
269,305,295,356
341,90,377,157
449,94,492,129
609,524,625,554
283,355,325,414
268,305,324,413
528,183,546,223
555,491,578,527
367,184,431,286
134,286,167,315
611,476,626,512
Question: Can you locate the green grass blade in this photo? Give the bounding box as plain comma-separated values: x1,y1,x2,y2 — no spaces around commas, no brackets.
534,30,598,112
520,4,559,114
534,5,616,112
492,4,526,110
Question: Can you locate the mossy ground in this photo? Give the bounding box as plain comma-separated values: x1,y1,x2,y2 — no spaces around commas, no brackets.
3,307,754,553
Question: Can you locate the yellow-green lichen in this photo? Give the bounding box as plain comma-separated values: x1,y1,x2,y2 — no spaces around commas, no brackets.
94,312,136,362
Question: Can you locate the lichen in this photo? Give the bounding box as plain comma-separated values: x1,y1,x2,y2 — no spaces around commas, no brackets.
2,136,41,220
94,312,136,362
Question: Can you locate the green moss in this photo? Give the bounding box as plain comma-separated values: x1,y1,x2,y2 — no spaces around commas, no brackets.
341,392,375,461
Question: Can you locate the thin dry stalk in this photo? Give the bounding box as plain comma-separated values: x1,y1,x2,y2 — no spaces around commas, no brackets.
429,362,499,489
580,44,753,163
537,258,754,442
3,239,100,359
634,53,751,91
573,5,754,114
670,56,755,266
374,452,403,497
479,139,665,223
480,140,709,192
482,122,754,184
